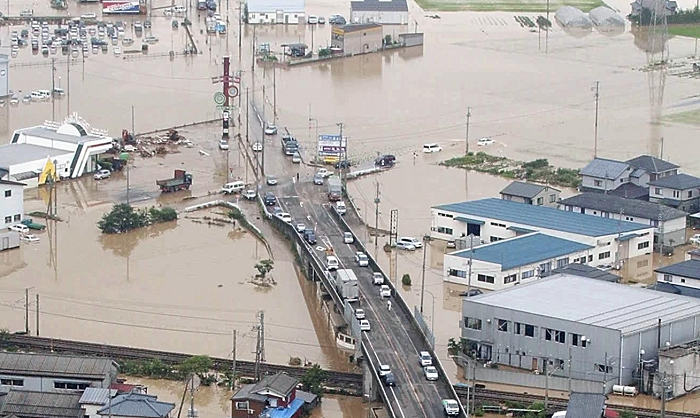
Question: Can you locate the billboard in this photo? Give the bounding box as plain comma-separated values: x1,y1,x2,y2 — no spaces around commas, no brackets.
103,0,140,14
318,134,346,163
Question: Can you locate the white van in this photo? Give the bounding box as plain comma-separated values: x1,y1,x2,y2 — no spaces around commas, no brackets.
174,5,187,13
326,255,339,271
422,143,442,153
552,412,566,418
222,181,245,194
30,91,45,101
37,90,51,99
336,201,346,215
9,224,29,234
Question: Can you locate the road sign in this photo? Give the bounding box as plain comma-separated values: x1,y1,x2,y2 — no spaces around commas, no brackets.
214,92,226,105
211,76,223,84
216,105,236,111
227,86,239,99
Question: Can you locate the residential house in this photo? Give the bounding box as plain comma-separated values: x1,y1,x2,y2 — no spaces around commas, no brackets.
656,260,700,291
443,233,593,291
246,0,305,24
97,392,174,418
547,263,621,283
579,158,633,193
0,390,85,418
687,249,700,261
579,155,679,198
648,173,700,213
431,198,654,268
559,192,687,248
499,181,560,207
79,388,115,418
350,0,408,25
230,372,317,418
330,23,383,55
0,352,118,393
0,179,24,231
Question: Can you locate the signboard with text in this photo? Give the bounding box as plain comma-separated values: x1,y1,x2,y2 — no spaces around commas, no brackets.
318,134,346,163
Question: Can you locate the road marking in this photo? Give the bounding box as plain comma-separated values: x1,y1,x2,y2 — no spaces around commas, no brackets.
390,387,407,418
361,340,397,418
365,336,405,418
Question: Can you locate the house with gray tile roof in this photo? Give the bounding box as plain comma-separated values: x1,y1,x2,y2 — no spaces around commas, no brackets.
649,173,700,213
350,0,408,25
626,155,679,178
230,372,317,418
0,390,84,418
579,155,680,198
499,181,560,207
579,158,632,193
97,392,174,418
559,192,688,248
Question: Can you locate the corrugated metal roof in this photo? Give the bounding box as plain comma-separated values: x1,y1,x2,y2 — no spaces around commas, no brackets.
16,126,107,145
580,158,630,179
0,390,84,418
649,173,700,190
656,260,700,280
350,0,408,12
626,155,679,173
0,353,115,379
0,144,69,169
97,393,174,418
79,388,114,406
435,198,650,237
500,181,557,199
565,392,606,418
448,233,592,270
467,274,700,335
560,193,688,221
247,0,304,13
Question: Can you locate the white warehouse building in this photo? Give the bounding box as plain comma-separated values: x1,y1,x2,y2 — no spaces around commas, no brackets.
431,198,654,268
444,233,593,291
247,0,305,24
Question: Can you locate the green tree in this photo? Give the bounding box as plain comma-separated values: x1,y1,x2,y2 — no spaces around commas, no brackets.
618,411,635,418
402,274,412,286
255,259,274,278
300,364,325,397
98,204,147,234
178,355,213,378
0,328,9,344
148,207,178,223
318,48,331,57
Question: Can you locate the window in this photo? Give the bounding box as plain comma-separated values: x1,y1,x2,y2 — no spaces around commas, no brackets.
504,274,517,284
598,251,610,260
625,216,634,221
572,333,580,346
595,364,613,374
555,330,565,343
235,402,249,410
638,241,650,250
545,329,553,341
4,190,10,197
522,270,535,279
465,317,482,330
655,187,663,195
664,274,672,282
588,255,593,262
514,322,522,334
477,274,494,284
524,324,535,337
490,236,503,243
4,216,10,223
537,197,544,205
594,180,602,187
54,382,89,390
0,379,23,387
438,212,453,218
497,319,508,332
437,227,453,234
490,222,505,228
550,194,556,203
556,258,569,268
682,279,686,283
673,190,680,199
689,190,694,198
448,269,466,278
13,214,20,222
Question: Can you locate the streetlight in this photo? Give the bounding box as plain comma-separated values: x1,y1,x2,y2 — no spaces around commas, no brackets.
450,354,474,417
420,234,432,314
423,289,436,331
545,362,564,409
309,117,319,160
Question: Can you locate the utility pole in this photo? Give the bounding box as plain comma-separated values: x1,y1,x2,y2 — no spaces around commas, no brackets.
466,237,474,298
259,311,265,362
337,122,346,184
465,107,471,155
568,346,572,394
51,58,56,121
660,136,665,160
603,352,608,395
35,294,39,336
253,311,265,381
374,181,380,253
261,86,266,176
232,330,237,389
251,25,256,74
131,106,135,135
420,235,429,313
238,0,242,59
188,374,195,418
67,57,70,115
126,164,131,205
661,371,668,418
272,66,277,123
246,88,249,144
25,288,29,334
592,81,600,158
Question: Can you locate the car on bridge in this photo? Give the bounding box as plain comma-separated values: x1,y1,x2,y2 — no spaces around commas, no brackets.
373,272,384,285
343,232,354,244
242,189,257,200
278,213,292,223
419,351,433,366
336,201,347,215
266,175,278,186
382,372,396,387
424,366,438,381
359,319,370,331
252,142,263,152
355,252,368,267
326,255,339,271
263,192,276,206
442,399,460,416
377,364,391,377
303,229,317,244
379,285,391,298
264,124,277,135
296,223,306,232
355,308,365,320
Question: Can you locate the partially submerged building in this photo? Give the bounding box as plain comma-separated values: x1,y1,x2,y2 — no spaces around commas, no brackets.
579,154,679,198
350,0,408,25
231,372,317,418
0,179,25,231
246,0,305,24
0,390,85,418
499,181,560,207
330,23,383,55
648,173,700,213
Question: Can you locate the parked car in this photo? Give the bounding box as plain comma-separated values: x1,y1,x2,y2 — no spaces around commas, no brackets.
266,175,278,186
477,137,494,146
9,224,29,234
222,181,244,194
334,160,352,169
336,201,347,215
459,288,483,297
355,308,366,320
375,154,396,167
318,16,326,24
326,255,339,271
379,284,391,298
123,144,136,152
296,223,306,232
329,14,346,25
422,143,442,153
395,241,416,251
278,212,292,223
292,152,301,164
94,169,111,180
398,237,423,248
263,192,276,206
313,173,325,185
690,234,700,245
304,229,317,244
419,351,433,366
424,366,438,381
355,252,368,267
442,399,460,416
316,168,331,177
252,142,263,152
242,189,257,200
264,124,277,135
359,319,370,331
378,364,391,377
218,140,229,150
21,234,40,243
373,272,384,285
382,372,396,386
307,14,318,24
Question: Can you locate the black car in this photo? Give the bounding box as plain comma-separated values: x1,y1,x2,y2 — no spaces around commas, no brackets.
334,160,352,169
459,289,483,297
382,372,396,387
375,154,396,167
304,229,317,245
264,192,276,206
329,16,346,25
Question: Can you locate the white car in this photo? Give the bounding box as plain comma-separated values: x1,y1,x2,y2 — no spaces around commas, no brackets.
379,285,391,298
359,319,370,331
242,189,257,200
278,213,292,223
344,232,354,244
296,223,306,232
218,140,229,150
442,399,460,416
316,168,330,177
307,14,319,24
477,137,494,146
94,169,111,180
113,47,122,56
422,143,442,153
264,124,277,135
174,5,186,13
9,224,29,234
355,308,365,320
690,234,700,245
123,145,136,152
395,241,416,251
424,366,438,381
266,175,277,186
326,255,339,271
163,8,173,15
336,201,347,215
419,351,433,366
355,252,368,267
378,364,391,377
252,142,263,152
21,234,40,243
398,237,423,248
373,272,384,285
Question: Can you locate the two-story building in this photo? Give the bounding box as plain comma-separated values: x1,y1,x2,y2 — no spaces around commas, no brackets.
443,233,593,291
431,198,654,268
579,155,679,198
246,0,305,24
350,0,408,25
499,181,560,207
559,192,688,248
97,392,175,418
0,179,24,230
655,260,700,292
648,173,700,213
230,372,317,418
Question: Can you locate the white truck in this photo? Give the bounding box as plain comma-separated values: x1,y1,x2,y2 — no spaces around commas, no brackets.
335,269,359,301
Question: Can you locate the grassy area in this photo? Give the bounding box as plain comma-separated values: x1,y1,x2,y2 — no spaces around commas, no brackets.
664,109,700,126
414,0,603,13
669,24,700,38
441,152,581,188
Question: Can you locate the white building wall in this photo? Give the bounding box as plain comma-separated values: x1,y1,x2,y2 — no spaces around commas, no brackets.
248,11,304,24
0,183,23,230
657,272,700,290
9,154,73,178
581,174,625,192
350,10,407,24
17,133,78,152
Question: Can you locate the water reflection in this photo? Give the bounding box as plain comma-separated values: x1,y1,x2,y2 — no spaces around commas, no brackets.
99,220,178,258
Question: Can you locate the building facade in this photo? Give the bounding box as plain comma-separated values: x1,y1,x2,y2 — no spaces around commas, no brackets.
0,54,9,98
461,274,700,392
443,233,593,291
231,373,316,418
246,0,305,24
559,193,688,248
431,198,654,268
500,181,560,207
0,390,85,418
648,173,700,213
579,155,679,196
0,179,24,230
656,260,700,290
350,0,408,25
330,23,382,55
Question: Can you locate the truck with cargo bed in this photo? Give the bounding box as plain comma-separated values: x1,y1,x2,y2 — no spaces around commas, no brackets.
327,175,342,201
334,268,359,301
156,169,193,192
281,135,298,156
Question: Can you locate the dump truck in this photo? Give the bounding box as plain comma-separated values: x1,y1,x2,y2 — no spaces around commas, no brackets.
156,169,193,192
327,175,342,201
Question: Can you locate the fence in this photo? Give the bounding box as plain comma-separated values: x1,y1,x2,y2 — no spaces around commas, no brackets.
474,366,614,393
414,307,435,350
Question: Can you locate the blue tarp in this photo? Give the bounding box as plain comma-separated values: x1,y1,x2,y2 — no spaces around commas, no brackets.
262,399,304,418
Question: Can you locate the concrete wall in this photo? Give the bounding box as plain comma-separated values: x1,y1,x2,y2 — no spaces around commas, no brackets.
350,10,408,25
471,366,618,393
248,11,304,24
0,183,23,229
658,350,700,398
0,57,9,98
341,28,382,55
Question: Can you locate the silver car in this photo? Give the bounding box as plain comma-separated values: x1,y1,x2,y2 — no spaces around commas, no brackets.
313,173,324,185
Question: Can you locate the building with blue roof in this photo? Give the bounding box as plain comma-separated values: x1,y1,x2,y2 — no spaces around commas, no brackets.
444,233,593,290
431,198,654,271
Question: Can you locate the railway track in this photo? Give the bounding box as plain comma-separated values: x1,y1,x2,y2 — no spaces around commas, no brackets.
454,386,695,418
2,335,362,389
